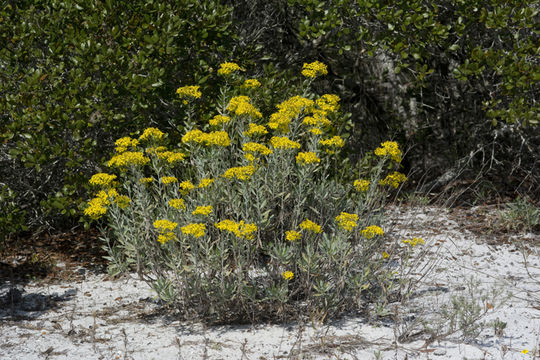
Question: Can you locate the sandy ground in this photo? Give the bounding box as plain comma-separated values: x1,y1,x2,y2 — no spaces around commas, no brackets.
1,206,539,360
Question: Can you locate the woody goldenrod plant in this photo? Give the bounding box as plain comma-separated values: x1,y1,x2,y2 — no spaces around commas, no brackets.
84,61,410,323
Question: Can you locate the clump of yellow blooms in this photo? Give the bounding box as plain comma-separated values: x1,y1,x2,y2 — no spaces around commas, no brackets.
89,173,117,187
182,129,231,147
243,142,273,156
179,180,195,194
227,96,262,118
145,146,167,156
115,137,139,153
139,127,164,142
84,197,108,219
335,212,358,231
153,219,178,244
209,115,231,127
282,271,294,280
176,85,202,102
361,225,384,239
217,62,242,75
139,177,154,185
181,223,206,238
168,198,186,210
301,61,328,78
286,230,301,241
222,165,256,181
244,123,268,137
379,172,407,189
354,179,370,192
242,79,261,88
316,94,340,114
160,176,178,185
402,237,424,247
198,178,215,188
193,205,213,216
296,151,321,165
319,136,345,149
107,151,150,168
268,96,314,133
300,219,322,233
215,219,258,239
374,141,402,163
270,136,301,150
156,151,186,164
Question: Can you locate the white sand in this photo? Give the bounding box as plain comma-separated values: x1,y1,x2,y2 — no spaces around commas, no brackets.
1,206,538,359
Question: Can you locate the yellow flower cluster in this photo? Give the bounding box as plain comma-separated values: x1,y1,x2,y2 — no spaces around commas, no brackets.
302,113,331,131
115,137,139,153
215,219,258,239
268,96,314,133
156,151,186,164
361,225,384,239
222,165,255,181
153,219,178,244
301,61,328,78
374,141,402,163
286,230,301,241
319,136,344,148
168,198,186,210
244,123,268,137
89,173,117,187
198,178,215,188
139,177,154,185
179,180,195,194
316,94,340,114
335,212,358,231
161,176,178,185
145,146,167,156
176,85,202,100
353,179,370,192
402,237,424,247
193,205,213,216
182,129,231,147
270,136,301,150
209,115,231,126
181,223,206,238
139,127,164,142
379,172,407,189
84,197,108,219
107,151,150,168
299,219,322,233
242,79,261,88
282,271,294,280
227,96,262,118
243,142,273,156
217,62,242,75
296,151,320,165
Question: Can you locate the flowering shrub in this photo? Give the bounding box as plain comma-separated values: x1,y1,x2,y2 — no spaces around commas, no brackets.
85,61,412,323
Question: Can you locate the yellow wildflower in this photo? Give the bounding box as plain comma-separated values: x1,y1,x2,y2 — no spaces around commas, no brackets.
179,180,195,194
244,123,268,137
193,205,213,216
374,141,402,163
107,151,150,168
139,177,154,185
222,165,255,181
268,96,314,133
379,172,407,189
270,136,301,150
243,142,273,156
286,230,301,241
361,225,384,239
145,146,167,156
402,237,425,248
316,94,340,114
320,136,345,148
310,127,323,135
215,219,258,240
296,151,321,165
217,62,242,75
114,137,139,153
227,96,262,118
301,61,328,78
353,179,370,192
176,85,202,99
89,173,117,187
84,197,108,219
182,129,230,147
168,198,186,210
302,113,331,129
181,223,206,238
242,79,261,88
182,129,205,144
209,114,231,126
299,219,322,234
153,219,178,232
157,232,176,244
382,251,390,259
198,178,215,188
160,176,178,185
335,212,358,231
282,271,294,280
139,127,164,142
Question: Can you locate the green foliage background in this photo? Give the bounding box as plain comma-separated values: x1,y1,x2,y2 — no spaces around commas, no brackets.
1,0,538,239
